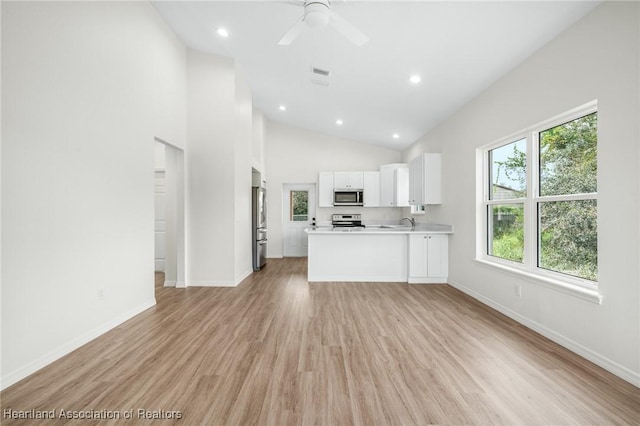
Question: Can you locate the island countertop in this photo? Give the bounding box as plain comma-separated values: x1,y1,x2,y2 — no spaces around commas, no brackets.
306,223,452,283
305,223,453,234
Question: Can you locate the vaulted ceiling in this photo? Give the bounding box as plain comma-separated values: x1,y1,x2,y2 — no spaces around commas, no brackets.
152,1,599,151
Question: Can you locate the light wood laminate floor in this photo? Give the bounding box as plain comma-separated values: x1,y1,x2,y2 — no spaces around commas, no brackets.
2,258,639,425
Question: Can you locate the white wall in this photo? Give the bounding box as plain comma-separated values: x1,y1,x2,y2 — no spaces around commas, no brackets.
1,1,187,389
186,50,236,286
234,65,254,283
403,2,640,386
252,109,266,174
154,141,167,170
185,51,254,286
0,1,4,382
265,121,403,258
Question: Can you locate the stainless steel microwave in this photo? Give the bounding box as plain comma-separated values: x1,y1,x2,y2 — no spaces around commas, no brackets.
333,190,364,206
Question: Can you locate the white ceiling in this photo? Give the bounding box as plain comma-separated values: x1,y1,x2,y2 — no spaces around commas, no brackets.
152,1,599,151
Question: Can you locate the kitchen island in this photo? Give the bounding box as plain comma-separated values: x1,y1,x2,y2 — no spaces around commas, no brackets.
305,224,453,283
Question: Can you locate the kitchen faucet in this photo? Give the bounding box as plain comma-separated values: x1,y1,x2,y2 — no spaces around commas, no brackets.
402,217,416,229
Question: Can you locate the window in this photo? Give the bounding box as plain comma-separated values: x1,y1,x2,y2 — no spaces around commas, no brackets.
410,204,426,215
290,190,309,221
487,138,526,262
479,102,598,288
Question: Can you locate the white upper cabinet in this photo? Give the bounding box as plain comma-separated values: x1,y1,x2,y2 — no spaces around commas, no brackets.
379,163,409,207
334,171,364,189
363,171,380,207
394,167,410,207
409,153,441,205
318,168,409,208
318,172,334,207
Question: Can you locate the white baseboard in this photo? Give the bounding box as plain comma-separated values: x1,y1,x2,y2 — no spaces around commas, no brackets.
447,279,640,389
187,269,254,288
408,277,448,284
308,275,407,282
187,280,237,287
164,280,176,287
0,298,156,391
235,269,253,286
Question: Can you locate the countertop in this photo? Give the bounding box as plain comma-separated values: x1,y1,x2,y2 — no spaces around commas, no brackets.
305,224,454,234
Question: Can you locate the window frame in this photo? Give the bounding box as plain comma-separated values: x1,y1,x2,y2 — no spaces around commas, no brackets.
477,101,599,294
289,190,309,222
485,136,528,265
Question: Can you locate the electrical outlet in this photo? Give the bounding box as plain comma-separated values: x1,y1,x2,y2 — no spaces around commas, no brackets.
515,283,522,297
98,289,104,301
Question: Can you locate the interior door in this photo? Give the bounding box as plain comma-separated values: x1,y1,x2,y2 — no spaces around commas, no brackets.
283,183,316,257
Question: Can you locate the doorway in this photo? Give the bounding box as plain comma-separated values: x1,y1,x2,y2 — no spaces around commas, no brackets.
283,183,316,257
154,138,186,289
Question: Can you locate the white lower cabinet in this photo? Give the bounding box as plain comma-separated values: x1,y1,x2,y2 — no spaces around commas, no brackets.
408,233,448,283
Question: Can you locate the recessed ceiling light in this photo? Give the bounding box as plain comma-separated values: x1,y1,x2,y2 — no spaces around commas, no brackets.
393,133,400,139
409,75,421,84
217,28,229,38
336,119,343,126
278,105,287,111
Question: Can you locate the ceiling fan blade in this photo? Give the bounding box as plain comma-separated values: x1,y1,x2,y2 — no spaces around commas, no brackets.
328,9,369,46
278,17,306,45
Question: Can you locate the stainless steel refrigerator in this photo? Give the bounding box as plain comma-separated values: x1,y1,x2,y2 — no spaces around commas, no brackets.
252,186,267,271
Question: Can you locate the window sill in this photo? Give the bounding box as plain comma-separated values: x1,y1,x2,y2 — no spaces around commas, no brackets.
474,258,602,304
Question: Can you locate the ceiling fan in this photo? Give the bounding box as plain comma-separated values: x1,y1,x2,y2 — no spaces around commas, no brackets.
278,0,369,47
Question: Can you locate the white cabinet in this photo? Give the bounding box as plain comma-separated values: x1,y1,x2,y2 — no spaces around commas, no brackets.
409,153,441,205
380,163,409,207
319,171,379,207
334,171,364,189
408,233,449,283
380,164,399,206
318,172,334,207
394,167,409,207
363,171,380,207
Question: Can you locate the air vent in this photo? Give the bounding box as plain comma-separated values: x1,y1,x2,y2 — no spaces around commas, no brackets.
311,79,330,87
311,66,331,77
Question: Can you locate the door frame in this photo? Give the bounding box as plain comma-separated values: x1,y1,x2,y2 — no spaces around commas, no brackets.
282,183,316,257
154,137,186,288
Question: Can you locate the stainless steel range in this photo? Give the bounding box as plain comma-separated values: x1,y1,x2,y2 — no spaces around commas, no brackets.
331,214,364,228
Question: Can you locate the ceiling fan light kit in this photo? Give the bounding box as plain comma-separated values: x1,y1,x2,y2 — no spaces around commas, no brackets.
304,1,330,28
278,0,368,46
